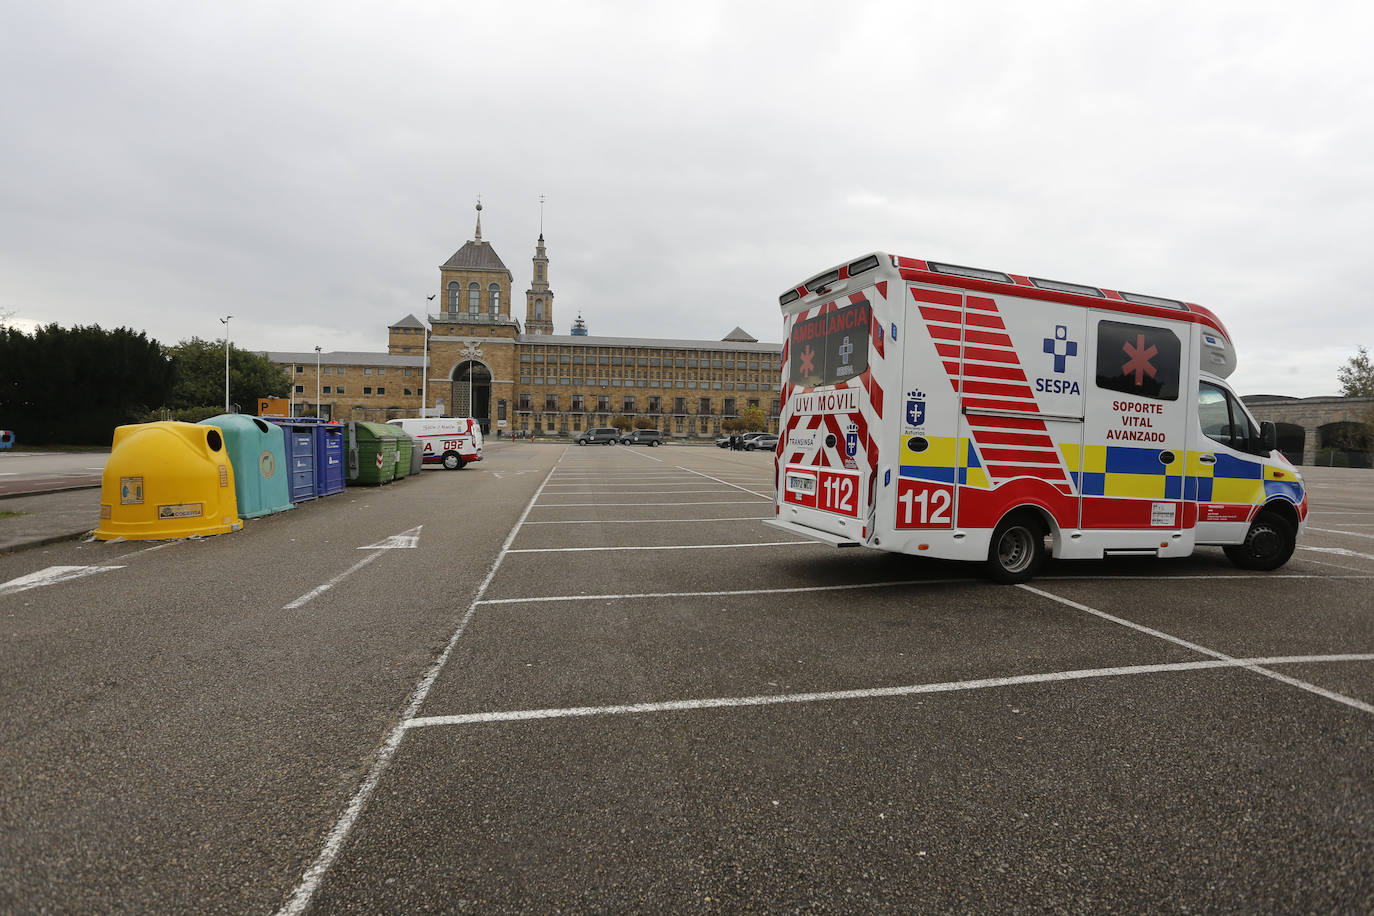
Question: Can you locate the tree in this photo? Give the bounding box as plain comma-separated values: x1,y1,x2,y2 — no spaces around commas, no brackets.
0,323,174,444
609,414,633,431
165,337,289,411
739,406,767,432
1338,346,1374,397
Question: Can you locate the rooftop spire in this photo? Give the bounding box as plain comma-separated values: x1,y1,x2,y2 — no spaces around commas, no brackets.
474,196,483,241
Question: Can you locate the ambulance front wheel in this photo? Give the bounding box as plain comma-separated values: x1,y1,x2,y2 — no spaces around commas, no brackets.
986,512,1048,584
442,451,465,470
1223,511,1295,571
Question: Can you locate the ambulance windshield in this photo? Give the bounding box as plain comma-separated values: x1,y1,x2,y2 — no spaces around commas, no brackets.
788,299,871,388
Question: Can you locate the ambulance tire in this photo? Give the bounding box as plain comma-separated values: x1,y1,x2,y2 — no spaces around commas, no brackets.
986,511,1048,584
442,451,464,470
1223,511,1295,571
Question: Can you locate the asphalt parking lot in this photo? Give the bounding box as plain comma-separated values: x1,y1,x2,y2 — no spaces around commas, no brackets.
2,444,1371,912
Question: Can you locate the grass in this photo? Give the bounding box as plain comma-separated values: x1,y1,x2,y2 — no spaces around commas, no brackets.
0,510,28,520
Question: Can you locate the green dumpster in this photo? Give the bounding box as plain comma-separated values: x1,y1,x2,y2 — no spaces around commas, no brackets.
392,433,415,481
346,421,400,486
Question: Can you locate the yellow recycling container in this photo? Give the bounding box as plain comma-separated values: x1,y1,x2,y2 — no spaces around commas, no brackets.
94,421,244,541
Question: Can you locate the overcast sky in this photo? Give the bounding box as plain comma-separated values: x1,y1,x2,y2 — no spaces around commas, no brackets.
3,1,1371,397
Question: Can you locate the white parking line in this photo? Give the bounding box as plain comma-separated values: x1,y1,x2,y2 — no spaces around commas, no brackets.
1300,545,1374,561
529,500,768,507
523,517,771,525
403,654,1374,730
541,489,746,496
507,541,808,554
474,572,1368,606
1307,527,1374,540
1019,584,1374,715
275,464,560,916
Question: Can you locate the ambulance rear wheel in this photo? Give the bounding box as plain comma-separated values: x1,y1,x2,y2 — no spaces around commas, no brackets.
442,451,464,470
1223,511,1295,571
986,512,1047,584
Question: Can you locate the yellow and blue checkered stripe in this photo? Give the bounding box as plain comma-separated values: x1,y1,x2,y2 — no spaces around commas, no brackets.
1060,445,1184,500
1185,452,1302,505
899,435,990,488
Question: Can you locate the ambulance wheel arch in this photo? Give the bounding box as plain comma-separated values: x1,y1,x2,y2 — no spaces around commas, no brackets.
1224,504,1298,571
985,507,1053,584
442,451,465,470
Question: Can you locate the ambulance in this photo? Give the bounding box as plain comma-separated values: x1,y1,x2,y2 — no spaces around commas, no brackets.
387,417,483,469
764,253,1307,583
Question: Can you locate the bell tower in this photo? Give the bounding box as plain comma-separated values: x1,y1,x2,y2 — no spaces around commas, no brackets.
525,199,554,335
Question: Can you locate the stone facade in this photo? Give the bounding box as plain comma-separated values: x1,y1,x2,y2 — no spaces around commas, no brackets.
266,206,784,436
1244,395,1374,466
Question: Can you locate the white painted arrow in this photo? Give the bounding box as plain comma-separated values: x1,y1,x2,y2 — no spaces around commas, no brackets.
0,565,124,597
359,525,423,550
284,526,423,610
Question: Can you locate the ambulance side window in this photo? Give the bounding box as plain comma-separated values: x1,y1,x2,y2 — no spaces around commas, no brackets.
1198,382,1262,454
1095,320,1180,401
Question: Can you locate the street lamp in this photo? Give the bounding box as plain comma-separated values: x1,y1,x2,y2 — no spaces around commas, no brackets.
423,293,434,418
220,316,232,412
314,345,322,418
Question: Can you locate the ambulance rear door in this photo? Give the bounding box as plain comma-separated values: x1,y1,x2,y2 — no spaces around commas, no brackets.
778,276,893,543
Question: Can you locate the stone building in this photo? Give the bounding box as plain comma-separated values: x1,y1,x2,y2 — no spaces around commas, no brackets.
267,203,783,437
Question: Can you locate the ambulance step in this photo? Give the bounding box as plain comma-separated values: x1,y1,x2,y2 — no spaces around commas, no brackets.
763,518,862,548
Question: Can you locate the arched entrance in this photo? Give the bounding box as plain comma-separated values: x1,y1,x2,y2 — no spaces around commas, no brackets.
451,360,492,433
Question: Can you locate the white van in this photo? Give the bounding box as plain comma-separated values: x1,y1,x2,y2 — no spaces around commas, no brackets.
765,253,1307,582
387,417,483,470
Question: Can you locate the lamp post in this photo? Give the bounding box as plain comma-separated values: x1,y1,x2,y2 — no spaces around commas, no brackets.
314,346,322,418
289,363,295,416
423,294,434,418
219,316,232,412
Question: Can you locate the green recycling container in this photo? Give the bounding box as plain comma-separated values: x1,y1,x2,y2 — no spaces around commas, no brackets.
392,433,415,481
199,414,294,518
346,421,400,486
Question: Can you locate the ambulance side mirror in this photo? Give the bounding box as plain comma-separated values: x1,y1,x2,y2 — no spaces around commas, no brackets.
1259,421,1278,455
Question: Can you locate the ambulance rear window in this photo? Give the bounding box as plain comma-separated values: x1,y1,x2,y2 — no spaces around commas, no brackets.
788,299,871,388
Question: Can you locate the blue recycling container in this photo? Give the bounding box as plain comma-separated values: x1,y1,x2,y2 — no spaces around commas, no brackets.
269,419,317,504
198,414,294,518
0,430,13,450
314,422,345,496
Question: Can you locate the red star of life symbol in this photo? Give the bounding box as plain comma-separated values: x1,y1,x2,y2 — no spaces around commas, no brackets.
799,344,816,376
1121,334,1158,386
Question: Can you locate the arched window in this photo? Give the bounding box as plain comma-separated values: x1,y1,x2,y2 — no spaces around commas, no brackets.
447,281,459,311
536,264,544,281
488,283,500,316
468,282,480,315
535,298,544,320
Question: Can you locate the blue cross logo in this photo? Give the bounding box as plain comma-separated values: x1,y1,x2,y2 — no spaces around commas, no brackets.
1043,325,1078,373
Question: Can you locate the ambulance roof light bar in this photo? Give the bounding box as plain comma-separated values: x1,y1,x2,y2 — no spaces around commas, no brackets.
927,261,1012,284
1120,291,1188,311
1030,277,1105,298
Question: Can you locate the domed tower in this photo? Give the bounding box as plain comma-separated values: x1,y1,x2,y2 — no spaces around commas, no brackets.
525,231,554,336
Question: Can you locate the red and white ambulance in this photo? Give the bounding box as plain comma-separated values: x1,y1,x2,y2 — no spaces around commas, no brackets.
765,253,1307,582
387,417,483,469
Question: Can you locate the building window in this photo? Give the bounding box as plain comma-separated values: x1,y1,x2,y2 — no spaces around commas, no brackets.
597,395,610,412
364,368,372,375
623,396,635,413
404,388,412,396
724,398,736,415
469,282,480,315
536,264,544,281
518,393,531,410
336,387,344,394
447,281,459,310
699,397,712,414
295,366,304,373
674,397,686,414
377,387,385,395
545,394,558,411
295,385,304,393
649,396,661,413
572,395,584,411
534,298,544,320
323,386,332,394
497,399,507,421
489,283,500,316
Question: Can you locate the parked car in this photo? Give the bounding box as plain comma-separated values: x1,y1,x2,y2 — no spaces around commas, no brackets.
576,427,622,445
621,429,664,447
716,431,767,449
745,433,778,451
